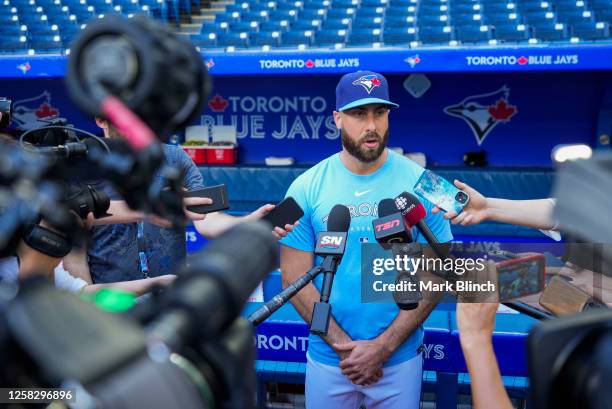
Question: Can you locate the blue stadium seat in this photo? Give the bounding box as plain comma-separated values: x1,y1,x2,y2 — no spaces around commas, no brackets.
201,21,230,33
249,31,281,47
326,8,356,19
0,24,24,35
457,25,493,43
280,30,313,47
321,17,351,29
291,19,321,30
571,21,610,40
0,15,20,24
214,11,243,23
352,16,383,29
418,25,454,43
216,32,249,48
361,0,387,6
259,19,291,32
229,20,258,32
241,10,269,21
347,27,382,45
225,3,249,13
453,13,486,27
557,8,595,24
450,3,481,15
313,28,347,46
595,8,612,24
418,4,446,15
332,0,359,7
533,21,570,41
275,1,302,11
519,0,550,13
591,0,612,12
384,14,416,27
417,14,451,27
302,0,329,10
355,6,385,18
59,23,81,43
494,23,532,42
269,9,298,21
486,12,524,26
386,5,417,17
299,9,326,20
0,38,29,54
29,37,63,53
482,2,516,14
190,33,218,48
523,10,557,25
383,27,418,44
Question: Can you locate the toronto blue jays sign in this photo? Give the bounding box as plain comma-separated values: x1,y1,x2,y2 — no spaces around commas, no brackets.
0,68,601,165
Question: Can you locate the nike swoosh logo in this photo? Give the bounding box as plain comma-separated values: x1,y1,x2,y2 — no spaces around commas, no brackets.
355,190,372,197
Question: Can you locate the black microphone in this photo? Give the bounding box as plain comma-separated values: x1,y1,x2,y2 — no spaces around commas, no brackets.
248,265,324,326
395,191,450,260
373,198,420,310
372,198,412,249
37,142,88,158
310,204,351,336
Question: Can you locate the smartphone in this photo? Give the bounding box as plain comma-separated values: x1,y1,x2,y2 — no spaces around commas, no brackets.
261,197,304,228
185,184,230,214
496,254,546,301
413,170,469,214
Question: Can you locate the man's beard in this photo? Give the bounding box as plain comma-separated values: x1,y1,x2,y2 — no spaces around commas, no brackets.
341,129,389,163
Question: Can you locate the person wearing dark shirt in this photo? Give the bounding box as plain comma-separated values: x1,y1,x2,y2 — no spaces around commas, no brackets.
64,118,294,284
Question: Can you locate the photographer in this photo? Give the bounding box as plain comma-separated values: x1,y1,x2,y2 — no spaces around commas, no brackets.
64,118,295,285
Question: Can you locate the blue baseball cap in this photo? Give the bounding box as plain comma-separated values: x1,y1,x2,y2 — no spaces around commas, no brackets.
335,71,399,112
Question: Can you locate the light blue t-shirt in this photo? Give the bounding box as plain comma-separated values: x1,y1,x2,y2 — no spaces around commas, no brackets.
280,149,453,367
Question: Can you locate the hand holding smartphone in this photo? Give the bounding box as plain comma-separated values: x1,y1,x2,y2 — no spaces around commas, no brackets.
261,197,304,229
185,184,230,214
413,170,470,214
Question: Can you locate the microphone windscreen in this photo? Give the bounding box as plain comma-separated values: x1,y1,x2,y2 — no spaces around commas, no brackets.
327,204,351,232
395,192,427,227
378,198,399,218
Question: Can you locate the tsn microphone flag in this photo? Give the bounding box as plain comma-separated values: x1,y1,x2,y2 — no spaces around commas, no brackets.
315,232,348,256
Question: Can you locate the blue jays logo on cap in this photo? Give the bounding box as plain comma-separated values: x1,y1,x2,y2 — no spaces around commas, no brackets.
352,74,382,94
336,70,399,112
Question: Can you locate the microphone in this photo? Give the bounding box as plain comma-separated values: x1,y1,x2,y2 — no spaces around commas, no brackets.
395,191,450,260
372,198,412,249
373,198,420,310
37,142,88,158
310,204,351,336
248,265,324,326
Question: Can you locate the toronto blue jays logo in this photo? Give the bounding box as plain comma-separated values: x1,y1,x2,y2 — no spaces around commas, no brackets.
444,86,517,146
11,90,60,129
352,74,382,94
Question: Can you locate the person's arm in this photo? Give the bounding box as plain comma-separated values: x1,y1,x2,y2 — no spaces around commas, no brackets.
457,302,514,409
433,180,557,231
82,274,176,296
335,295,440,385
194,204,295,239
280,245,357,357
63,247,93,284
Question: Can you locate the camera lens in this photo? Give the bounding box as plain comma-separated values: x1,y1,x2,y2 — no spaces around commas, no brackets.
455,192,468,203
